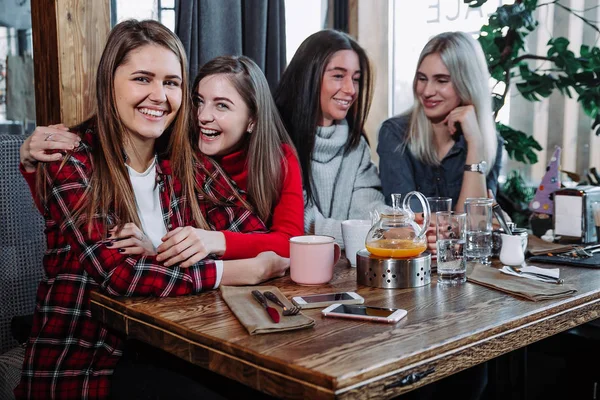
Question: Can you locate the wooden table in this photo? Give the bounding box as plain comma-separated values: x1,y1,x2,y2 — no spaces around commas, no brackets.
90,260,600,399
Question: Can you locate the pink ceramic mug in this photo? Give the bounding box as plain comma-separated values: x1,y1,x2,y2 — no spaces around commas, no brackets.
290,235,341,285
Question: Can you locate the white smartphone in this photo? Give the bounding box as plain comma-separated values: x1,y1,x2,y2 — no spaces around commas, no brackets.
321,303,407,324
291,292,364,309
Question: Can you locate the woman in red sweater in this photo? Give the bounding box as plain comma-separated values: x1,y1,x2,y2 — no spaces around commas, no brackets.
20,57,303,263
180,55,304,261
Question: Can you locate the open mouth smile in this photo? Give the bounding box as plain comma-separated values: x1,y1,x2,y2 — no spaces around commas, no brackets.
200,127,222,139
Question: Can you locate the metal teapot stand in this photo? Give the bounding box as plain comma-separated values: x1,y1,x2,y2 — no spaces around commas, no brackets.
356,249,431,289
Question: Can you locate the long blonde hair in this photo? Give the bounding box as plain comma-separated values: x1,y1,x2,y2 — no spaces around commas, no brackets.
191,56,295,224
38,20,204,234
406,31,497,170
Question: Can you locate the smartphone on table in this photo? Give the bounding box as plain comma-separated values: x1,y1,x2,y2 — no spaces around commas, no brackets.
321,304,407,324
291,292,364,309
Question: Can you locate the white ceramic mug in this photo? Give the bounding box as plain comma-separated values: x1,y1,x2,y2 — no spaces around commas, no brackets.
290,235,341,285
341,220,371,267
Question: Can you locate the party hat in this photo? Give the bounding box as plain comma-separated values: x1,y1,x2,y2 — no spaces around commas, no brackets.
529,147,561,215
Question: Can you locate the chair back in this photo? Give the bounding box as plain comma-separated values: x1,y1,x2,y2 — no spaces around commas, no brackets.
0,134,45,353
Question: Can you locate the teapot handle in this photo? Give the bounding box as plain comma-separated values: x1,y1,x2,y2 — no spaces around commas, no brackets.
402,191,430,239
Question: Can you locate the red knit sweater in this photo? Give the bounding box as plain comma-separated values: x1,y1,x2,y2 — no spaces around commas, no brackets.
215,143,304,258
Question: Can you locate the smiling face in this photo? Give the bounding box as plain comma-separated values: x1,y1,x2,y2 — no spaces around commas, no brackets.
318,50,360,127
113,44,182,146
415,53,461,123
193,74,253,157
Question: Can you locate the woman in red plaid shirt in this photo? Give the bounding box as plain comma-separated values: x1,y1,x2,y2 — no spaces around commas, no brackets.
15,20,288,399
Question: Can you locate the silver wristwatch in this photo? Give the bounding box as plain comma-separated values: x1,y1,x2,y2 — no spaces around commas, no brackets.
464,161,487,175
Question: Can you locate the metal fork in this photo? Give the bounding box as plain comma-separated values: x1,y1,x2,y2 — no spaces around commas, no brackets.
263,291,300,316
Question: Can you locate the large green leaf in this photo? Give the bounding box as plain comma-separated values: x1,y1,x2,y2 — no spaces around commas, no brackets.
497,123,542,164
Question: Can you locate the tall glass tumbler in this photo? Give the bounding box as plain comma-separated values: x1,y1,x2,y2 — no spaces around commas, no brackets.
464,198,493,264
427,197,452,261
436,211,467,284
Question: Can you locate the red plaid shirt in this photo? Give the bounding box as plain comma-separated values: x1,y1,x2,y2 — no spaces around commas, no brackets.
15,124,266,399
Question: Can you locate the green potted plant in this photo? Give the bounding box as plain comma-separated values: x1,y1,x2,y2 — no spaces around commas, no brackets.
467,0,600,227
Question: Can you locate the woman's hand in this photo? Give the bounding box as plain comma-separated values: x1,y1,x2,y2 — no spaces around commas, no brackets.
156,227,226,268
20,124,81,172
444,105,482,147
107,223,156,256
256,251,290,281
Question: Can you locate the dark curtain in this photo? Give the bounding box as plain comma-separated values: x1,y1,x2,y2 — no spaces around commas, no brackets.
332,0,349,33
175,0,286,90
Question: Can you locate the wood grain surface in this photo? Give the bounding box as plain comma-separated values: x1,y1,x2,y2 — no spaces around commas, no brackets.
31,0,109,126
90,258,600,399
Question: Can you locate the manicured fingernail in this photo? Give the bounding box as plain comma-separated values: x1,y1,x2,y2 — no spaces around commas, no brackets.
118,249,125,253
106,242,113,247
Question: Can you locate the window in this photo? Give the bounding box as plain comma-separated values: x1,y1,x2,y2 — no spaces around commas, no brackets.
391,0,511,120
113,0,175,32
284,0,325,64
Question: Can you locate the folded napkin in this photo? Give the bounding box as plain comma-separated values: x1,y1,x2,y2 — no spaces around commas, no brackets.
499,264,561,283
467,264,576,301
220,285,315,335
527,235,575,256
528,253,600,268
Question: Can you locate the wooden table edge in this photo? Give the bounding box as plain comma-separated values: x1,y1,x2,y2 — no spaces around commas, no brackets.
90,288,600,399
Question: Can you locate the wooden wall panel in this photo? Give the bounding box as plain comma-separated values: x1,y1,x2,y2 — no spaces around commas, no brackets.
31,0,110,126
31,0,61,126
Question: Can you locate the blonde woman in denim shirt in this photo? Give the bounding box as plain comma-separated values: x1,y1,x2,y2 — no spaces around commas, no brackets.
378,32,503,214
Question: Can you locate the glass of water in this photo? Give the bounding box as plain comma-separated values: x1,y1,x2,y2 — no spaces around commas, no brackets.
436,211,467,284
464,198,493,264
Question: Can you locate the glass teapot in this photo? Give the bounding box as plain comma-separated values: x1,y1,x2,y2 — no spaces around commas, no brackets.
365,192,431,258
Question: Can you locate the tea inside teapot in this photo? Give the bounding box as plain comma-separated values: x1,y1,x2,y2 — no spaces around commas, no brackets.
365,192,430,259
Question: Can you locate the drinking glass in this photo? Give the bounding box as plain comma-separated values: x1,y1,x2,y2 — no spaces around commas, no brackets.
464,198,493,264
436,211,467,284
427,197,452,261
427,197,452,214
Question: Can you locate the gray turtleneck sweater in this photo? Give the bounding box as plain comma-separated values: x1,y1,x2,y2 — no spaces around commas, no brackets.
304,120,385,246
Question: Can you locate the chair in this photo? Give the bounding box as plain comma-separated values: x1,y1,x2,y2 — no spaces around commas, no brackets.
0,134,45,399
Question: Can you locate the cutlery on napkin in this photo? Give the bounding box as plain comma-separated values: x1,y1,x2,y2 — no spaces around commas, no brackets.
251,290,280,323
500,264,563,284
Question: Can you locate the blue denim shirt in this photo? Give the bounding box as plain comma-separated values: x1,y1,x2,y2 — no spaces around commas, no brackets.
377,114,503,208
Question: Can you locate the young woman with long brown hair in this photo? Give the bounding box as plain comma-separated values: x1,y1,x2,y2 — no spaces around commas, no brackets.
162,55,303,261
15,20,287,399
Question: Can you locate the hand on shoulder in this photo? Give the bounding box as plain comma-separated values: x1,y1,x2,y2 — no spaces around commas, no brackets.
20,124,81,171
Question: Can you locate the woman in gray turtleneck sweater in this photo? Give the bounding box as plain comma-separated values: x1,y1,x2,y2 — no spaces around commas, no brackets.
273,30,384,245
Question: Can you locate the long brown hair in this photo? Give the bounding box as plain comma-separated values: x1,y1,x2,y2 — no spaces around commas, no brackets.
38,20,204,234
273,30,373,206
190,56,294,223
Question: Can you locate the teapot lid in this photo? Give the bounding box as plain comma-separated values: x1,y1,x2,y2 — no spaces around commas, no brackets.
380,193,411,218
